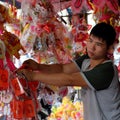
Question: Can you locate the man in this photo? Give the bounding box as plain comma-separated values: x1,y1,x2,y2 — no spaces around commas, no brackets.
17,22,120,120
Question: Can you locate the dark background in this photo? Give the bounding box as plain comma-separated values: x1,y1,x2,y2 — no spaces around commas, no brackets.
0,0,21,8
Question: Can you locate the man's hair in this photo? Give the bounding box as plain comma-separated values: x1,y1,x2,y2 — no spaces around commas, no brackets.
90,22,116,47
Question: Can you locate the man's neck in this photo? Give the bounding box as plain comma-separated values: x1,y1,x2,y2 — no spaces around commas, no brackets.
89,58,107,69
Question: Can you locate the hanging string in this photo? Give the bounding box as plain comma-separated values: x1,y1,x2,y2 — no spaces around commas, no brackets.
12,0,15,7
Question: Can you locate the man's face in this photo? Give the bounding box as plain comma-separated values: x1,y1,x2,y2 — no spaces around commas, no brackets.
86,34,108,60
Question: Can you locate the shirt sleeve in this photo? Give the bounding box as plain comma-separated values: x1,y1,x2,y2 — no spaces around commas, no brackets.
83,62,114,90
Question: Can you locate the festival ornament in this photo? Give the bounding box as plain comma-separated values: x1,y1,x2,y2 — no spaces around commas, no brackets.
20,0,73,63
87,0,119,14
88,0,119,23
115,26,120,41
118,62,120,71
0,39,16,72
88,0,105,10
117,47,120,53
0,30,25,59
0,3,19,24
9,5,17,17
20,24,36,52
71,15,89,56
105,0,119,14
48,96,84,120
71,0,92,14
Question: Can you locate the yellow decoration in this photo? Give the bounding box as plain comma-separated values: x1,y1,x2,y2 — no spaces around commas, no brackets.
48,96,84,120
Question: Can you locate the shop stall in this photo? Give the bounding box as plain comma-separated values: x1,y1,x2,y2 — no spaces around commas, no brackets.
0,0,119,120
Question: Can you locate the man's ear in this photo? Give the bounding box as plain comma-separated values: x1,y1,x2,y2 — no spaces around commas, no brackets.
107,45,115,54
107,44,115,59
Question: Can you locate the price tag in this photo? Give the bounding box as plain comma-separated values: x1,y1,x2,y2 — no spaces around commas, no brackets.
0,69,9,89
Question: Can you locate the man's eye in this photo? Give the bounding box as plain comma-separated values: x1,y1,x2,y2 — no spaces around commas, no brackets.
88,39,92,42
96,43,102,46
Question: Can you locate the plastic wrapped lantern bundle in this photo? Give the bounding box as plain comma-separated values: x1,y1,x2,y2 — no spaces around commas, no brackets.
20,0,73,64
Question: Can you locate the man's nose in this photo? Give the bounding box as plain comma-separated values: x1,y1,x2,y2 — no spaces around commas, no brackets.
90,43,96,50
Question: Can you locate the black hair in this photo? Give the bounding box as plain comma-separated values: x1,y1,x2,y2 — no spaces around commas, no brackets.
90,22,116,47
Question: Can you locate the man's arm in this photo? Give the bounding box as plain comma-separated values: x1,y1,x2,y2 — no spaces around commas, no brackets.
22,59,79,74
17,69,88,87
17,55,89,87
